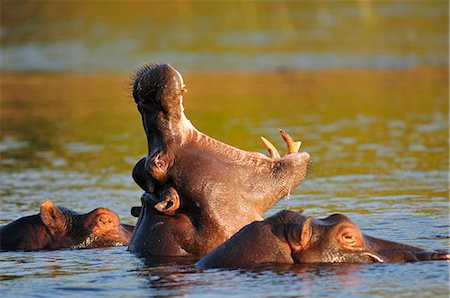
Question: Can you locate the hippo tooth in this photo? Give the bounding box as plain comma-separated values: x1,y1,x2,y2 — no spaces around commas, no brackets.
361,252,385,263
260,136,281,158
278,129,301,154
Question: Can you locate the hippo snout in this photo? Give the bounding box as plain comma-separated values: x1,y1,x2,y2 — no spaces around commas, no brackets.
140,192,159,206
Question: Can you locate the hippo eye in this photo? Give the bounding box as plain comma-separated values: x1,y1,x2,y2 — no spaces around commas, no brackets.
342,233,355,243
338,227,363,249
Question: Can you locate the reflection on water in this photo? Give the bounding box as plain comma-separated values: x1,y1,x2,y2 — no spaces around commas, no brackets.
1,1,448,72
3,248,448,297
1,66,448,297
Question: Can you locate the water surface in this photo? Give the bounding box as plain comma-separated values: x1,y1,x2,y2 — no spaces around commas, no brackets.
1,1,449,297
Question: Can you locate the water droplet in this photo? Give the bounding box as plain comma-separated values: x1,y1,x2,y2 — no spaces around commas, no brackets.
284,189,291,201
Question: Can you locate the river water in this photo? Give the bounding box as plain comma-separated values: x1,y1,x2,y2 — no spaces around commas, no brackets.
1,1,449,297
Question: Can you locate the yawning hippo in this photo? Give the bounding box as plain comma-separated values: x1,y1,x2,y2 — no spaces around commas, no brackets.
128,63,310,256
196,210,450,268
0,199,133,251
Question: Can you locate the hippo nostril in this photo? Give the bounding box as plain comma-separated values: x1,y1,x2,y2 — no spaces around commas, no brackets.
141,192,158,206
165,200,174,210
131,206,141,217
430,251,450,261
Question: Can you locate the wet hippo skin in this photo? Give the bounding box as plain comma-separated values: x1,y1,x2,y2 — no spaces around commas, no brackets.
196,210,450,268
128,63,310,256
128,193,195,256
0,199,133,251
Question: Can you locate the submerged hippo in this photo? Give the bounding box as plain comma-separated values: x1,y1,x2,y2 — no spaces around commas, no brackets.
197,210,450,268
128,63,310,256
0,199,133,251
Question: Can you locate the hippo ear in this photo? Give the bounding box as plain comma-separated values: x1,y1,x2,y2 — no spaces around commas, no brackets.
286,217,313,251
40,199,66,234
300,217,313,248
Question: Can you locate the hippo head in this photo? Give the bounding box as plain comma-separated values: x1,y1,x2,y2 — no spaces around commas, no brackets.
74,207,133,248
42,200,133,249
196,210,449,268
285,213,450,263
0,200,133,251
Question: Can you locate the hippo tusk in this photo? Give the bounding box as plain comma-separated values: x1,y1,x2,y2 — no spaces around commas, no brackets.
261,136,281,159
279,129,301,154
361,252,385,263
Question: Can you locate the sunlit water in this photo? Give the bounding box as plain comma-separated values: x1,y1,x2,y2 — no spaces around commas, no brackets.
1,1,449,297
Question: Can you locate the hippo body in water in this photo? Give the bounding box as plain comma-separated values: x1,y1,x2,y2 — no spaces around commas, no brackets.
196,210,450,268
0,199,133,251
128,63,310,256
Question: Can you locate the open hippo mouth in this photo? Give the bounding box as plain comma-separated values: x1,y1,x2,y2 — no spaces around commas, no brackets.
129,63,312,257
